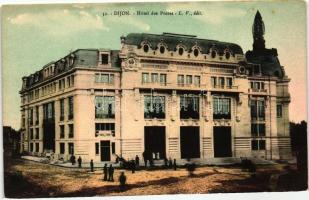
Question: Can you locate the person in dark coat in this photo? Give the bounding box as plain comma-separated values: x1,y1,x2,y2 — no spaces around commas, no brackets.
103,164,108,181
90,159,94,172
119,171,127,191
142,151,147,167
108,164,114,181
164,157,168,168
173,159,177,171
77,156,82,168
135,155,140,167
70,155,76,165
131,160,136,173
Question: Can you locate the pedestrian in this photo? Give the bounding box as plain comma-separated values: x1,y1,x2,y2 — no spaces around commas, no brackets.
77,156,82,168
135,155,140,167
103,163,108,181
119,171,127,191
149,155,154,167
142,151,147,167
173,159,177,171
90,159,94,172
70,155,76,165
168,157,173,169
108,164,114,181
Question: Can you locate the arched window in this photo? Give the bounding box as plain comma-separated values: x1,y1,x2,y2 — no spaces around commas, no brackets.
193,48,199,57
211,50,217,58
178,47,184,55
225,51,230,59
160,46,165,54
143,44,149,53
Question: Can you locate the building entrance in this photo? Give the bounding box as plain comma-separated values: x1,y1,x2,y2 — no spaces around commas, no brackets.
144,126,166,159
213,127,232,157
100,140,111,161
180,126,200,159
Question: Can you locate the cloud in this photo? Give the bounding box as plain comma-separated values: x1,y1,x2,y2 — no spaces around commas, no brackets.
166,3,246,25
8,9,109,35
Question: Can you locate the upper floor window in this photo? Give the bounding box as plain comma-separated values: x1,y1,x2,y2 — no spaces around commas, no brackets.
194,76,201,86
144,95,165,119
95,73,114,84
68,96,74,120
28,108,33,125
95,123,115,136
177,75,185,85
68,124,74,138
250,99,265,120
142,73,166,85
101,54,109,65
277,104,282,118
60,125,65,138
60,99,64,121
186,75,192,85
151,73,158,83
251,139,265,150
213,97,231,119
142,73,150,83
251,123,265,137
159,74,167,85
180,95,199,119
43,102,54,120
250,81,265,91
35,106,39,125
95,96,115,119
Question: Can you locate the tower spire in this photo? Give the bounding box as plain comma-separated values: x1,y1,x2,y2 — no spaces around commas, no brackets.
252,10,265,51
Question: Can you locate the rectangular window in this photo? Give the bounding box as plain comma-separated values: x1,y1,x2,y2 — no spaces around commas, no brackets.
151,73,158,83
95,123,115,136
35,128,39,139
43,102,54,120
211,77,217,88
68,124,74,138
142,73,149,83
250,99,265,120
213,97,231,119
101,54,109,64
95,73,114,84
226,77,233,88
60,125,65,138
30,143,33,152
251,140,266,150
180,95,199,119
218,77,225,87
68,96,74,120
29,108,33,125
251,123,265,137
177,75,184,85
35,143,39,152
30,128,33,140
60,99,64,121
101,74,109,83
194,76,200,86
277,104,282,118
95,96,115,118
159,74,167,85
95,143,100,155
60,143,65,154
68,143,74,155
186,75,192,85
144,95,165,119
35,106,39,125
112,142,115,154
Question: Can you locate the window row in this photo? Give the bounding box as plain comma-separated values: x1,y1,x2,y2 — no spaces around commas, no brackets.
177,75,201,86
29,142,40,152
95,73,114,84
59,124,74,138
250,81,265,91
142,73,167,85
211,76,233,88
59,142,74,155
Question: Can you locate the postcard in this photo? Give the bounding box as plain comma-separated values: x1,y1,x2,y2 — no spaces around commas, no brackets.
2,0,308,198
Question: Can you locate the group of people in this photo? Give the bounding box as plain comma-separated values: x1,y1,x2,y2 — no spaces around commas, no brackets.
70,155,83,168
103,164,115,181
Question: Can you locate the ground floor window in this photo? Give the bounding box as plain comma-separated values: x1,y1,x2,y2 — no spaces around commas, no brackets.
35,143,39,152
95,123,115,136
112,142,115,154
95,142,99,155
60,143,65,154
30,143,33,152
251,139,266,150
68,143,74,155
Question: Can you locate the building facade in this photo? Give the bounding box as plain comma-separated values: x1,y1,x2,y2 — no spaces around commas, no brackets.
20,11,292,162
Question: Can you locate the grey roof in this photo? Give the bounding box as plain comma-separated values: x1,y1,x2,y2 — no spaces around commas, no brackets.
124,33,244,55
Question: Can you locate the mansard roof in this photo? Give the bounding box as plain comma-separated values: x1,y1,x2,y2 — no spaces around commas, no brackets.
123,33,244,55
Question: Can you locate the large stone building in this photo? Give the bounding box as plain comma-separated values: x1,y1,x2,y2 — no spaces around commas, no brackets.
19,11,292,162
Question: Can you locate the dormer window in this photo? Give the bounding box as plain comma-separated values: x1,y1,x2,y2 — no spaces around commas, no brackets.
159,46,165,54
101,54,109,65
211,50,217,58
225,51,230,59
178,47,184,55
193,48,199,57
143,44,149,53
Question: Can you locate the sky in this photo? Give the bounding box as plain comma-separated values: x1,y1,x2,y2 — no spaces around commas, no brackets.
1,1,307,129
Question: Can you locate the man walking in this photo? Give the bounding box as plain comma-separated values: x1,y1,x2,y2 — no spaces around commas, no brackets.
90,159,94,172
77,156,82,168
103,163,108,181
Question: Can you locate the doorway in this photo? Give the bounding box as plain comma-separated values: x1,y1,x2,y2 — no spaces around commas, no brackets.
180,126,200,159
144,126,166,159
213,127,232,157
100,140,111,161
